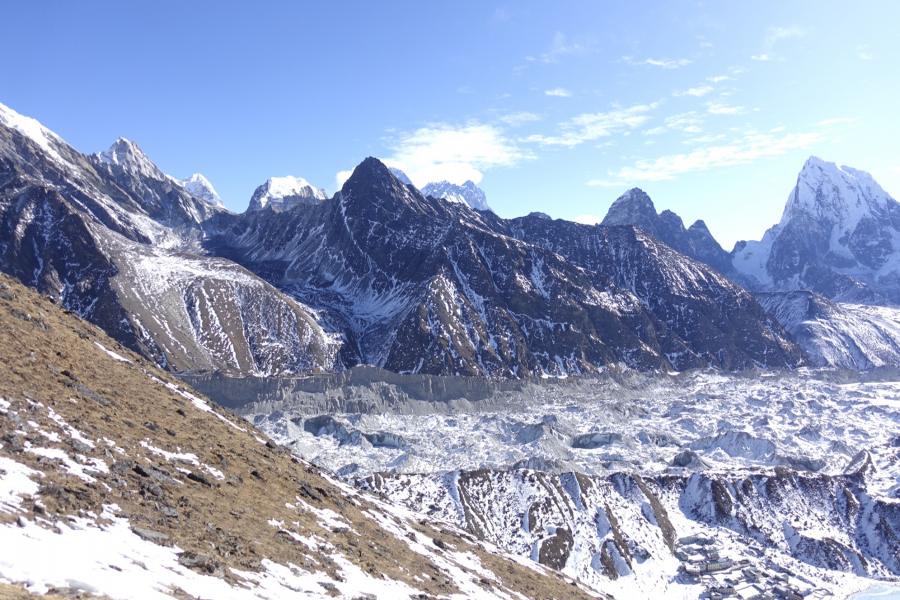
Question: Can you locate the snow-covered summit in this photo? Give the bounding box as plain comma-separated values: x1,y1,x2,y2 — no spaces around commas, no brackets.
779,156,895,230
248,175,327,212
732,156,900,301
96,137,167,181
178,173,224,208
0,101,70,165
388,167,413,187
421,180,490,211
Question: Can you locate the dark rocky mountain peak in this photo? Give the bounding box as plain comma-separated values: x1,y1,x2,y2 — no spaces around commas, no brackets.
601,188,731,274
340,156,439,217
601,187,657,228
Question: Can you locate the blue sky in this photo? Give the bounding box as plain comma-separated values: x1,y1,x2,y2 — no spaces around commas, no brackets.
2,1,898,248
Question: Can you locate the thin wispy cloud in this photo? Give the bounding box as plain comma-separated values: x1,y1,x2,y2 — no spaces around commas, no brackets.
857,45,874,60
707,75,732,83
752,25,805,62
817,116,858,127
585,128,822,186
707,102,745,115
674,85,714,97
524,103,658,148
527,32,592,64
498,111,541,127
544,88,572,97
383,122,531,185
665,112,704,133
623,56,693,69
764,26,805,48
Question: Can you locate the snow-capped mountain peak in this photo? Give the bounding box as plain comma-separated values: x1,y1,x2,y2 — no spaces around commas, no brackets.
421,180,490,211
732,156,900,301
0,101,70,166
97,137,166,181
780,155,895,230
178,172,224,208
248,175,327,212
388,167,413,187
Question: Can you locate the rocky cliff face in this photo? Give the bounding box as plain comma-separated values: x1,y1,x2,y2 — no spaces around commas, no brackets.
208,158,801,375
0,103,339,375
0,102,804,377
732,157,900,303
600,188,732,274
505,213,800,370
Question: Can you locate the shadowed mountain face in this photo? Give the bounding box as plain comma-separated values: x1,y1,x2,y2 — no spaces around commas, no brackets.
0,103,802,377
207,159,801,374
600,188,732,275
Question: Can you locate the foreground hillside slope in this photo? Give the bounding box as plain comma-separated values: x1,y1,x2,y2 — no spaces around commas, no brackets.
0,273,602,599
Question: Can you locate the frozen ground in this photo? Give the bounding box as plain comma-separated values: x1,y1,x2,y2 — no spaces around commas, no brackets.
249,368,900,599
250,368,900,496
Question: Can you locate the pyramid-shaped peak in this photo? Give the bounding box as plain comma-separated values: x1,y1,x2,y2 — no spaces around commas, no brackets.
97,137,165,180
602,188,658,227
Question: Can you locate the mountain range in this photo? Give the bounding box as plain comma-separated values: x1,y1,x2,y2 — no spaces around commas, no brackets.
1,101,899,378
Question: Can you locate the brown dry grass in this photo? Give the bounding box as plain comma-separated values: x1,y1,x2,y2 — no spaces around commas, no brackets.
0,273,605,599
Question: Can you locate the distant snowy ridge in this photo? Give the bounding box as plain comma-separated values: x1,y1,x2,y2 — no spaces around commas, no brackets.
0,101,70,166
178,173,224,208
96,137,167,181
247,175,327,212
757,290,900,368
422,180,490,211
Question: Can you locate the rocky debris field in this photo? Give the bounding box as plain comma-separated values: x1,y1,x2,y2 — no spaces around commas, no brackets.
251,370,900,598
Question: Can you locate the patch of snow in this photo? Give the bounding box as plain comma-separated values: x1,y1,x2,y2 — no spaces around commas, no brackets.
94,341,132,363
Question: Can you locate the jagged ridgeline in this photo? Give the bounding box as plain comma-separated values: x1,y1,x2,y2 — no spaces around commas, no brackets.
0,102,800,380
0,272,604,598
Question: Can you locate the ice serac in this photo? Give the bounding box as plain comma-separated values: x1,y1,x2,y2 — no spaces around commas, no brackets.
247,175,327,212
601,187,732,274
0,105,339,375
732,156,900,302
422,179,491,211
